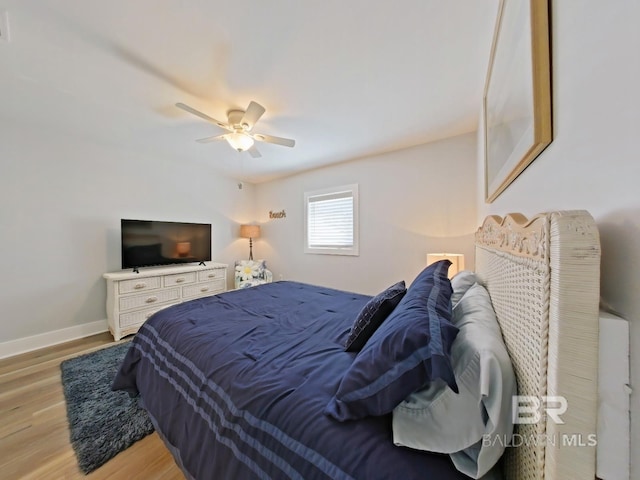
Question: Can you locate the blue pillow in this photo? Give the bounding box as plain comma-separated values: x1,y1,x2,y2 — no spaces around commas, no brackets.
326,260,459,421
392,282,516,478
344,281,407,352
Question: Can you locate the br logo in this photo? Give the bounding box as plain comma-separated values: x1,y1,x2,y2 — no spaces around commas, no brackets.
512,396,568,425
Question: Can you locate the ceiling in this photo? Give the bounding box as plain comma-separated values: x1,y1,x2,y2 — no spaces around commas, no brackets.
0,0,498,183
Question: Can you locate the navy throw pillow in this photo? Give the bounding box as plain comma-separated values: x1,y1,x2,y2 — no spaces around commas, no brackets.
344,281,407,352
326,260,459,421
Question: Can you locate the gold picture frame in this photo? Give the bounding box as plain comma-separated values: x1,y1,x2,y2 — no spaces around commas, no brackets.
484,0,552,203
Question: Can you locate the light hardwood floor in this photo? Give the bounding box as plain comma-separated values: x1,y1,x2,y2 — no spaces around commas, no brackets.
0,333,184,480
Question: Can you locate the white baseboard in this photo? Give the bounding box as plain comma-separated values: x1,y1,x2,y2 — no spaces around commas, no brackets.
0,320,109,360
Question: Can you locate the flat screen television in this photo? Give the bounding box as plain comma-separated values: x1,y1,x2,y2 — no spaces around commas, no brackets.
121,219,212,271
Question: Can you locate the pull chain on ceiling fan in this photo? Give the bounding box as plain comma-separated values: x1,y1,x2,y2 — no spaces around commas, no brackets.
176,101,295,158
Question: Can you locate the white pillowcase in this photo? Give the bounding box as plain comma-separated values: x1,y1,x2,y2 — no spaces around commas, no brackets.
450,270,477,308
392,282,516,479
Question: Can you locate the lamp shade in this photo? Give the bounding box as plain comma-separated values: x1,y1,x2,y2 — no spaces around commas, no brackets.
240,224,261,239
227,132,255,152
426,253,465,278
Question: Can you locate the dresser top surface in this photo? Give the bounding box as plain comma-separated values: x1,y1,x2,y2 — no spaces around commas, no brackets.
103,262,228,281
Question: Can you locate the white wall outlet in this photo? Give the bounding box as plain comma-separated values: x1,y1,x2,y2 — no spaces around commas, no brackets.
0,11,10,42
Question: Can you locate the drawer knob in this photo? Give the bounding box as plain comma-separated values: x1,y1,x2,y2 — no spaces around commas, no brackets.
145,311,155,319
134,283,147,289
208,273,216,278
200,287,209,292
176,277,185,283
146,296,158,303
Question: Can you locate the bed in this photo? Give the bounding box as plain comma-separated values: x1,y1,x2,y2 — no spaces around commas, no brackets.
113,210,601,480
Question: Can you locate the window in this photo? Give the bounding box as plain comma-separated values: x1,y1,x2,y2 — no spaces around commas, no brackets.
305,184,359,256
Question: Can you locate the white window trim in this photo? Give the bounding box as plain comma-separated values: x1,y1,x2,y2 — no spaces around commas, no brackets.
304,184,359,256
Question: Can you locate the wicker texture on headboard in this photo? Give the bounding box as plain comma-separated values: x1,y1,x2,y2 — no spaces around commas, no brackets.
475,211,600,480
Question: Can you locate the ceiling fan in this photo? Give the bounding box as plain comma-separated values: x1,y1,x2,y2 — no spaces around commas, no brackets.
176,101,295,158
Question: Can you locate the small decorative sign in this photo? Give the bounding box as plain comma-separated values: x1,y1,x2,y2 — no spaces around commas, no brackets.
269,210,286,219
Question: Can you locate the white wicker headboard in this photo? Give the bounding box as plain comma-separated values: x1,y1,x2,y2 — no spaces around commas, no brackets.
475,211,600,480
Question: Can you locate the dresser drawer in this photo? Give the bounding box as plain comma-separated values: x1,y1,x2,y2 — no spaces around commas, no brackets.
198,269,226,282
118,276,161,294
119,302,179,328
164,271,196,287
119,287,180,311
183,279,225,299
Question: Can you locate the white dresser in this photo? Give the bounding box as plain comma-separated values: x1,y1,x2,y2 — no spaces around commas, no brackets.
103,262,228,341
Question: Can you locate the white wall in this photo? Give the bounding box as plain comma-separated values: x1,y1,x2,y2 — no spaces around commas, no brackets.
0,121,255,350
255,133,477,296
477,1,640,476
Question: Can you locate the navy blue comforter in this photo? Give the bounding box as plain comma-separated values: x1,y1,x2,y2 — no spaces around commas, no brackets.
113,281,468,480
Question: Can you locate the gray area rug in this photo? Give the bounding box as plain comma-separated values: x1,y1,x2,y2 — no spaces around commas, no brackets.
60,341,154,474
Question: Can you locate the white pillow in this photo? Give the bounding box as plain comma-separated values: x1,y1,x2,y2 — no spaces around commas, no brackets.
450,270,477,308
392,282,516,479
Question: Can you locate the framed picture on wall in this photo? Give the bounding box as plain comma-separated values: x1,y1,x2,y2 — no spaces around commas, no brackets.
483,0,552,203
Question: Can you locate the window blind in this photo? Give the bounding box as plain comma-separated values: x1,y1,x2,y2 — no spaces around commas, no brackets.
307,191,354,249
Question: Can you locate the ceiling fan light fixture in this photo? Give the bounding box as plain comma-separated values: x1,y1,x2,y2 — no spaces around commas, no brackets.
176,101,295,154
226,132,254,152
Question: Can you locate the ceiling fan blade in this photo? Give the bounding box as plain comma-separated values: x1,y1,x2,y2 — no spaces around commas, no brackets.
252,133,295,148
175,103,231,130
196,134,228,144
248,145,262,158
240,101,266,131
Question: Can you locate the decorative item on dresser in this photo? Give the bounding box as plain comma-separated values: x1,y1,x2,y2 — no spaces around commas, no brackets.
103,263,227,341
